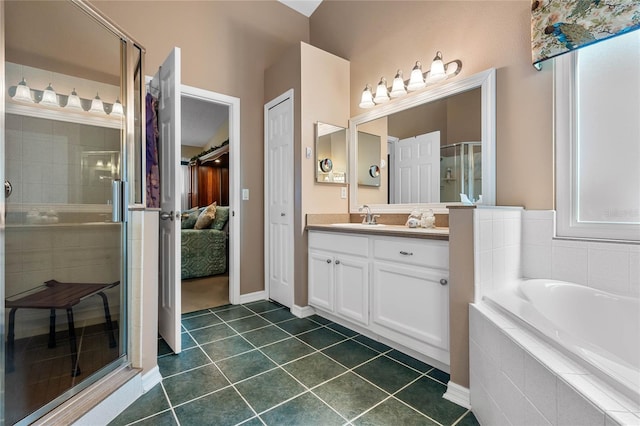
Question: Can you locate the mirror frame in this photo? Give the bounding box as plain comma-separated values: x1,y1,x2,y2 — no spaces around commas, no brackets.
348,68,496,213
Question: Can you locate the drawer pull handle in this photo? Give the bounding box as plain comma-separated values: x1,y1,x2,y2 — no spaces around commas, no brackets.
326,259,332,264
440,279,448,286
335,260,341,265
399,251,413,256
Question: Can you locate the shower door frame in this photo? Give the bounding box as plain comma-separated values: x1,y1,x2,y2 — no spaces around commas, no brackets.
1,1,146,423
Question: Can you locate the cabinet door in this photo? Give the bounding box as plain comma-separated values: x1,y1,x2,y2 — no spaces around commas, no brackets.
308,249,335,312
335,255,370,325
372,261,449,350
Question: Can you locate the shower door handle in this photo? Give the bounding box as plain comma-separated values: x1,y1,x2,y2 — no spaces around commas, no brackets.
4,180,12,198
111,180,128,223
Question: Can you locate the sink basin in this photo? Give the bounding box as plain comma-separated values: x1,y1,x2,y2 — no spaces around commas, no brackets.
331,223,386,227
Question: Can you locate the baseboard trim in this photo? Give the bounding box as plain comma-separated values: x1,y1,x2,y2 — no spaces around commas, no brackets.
141,366,163,392
291,304,315,318
443,381,471,409
238,290,268,304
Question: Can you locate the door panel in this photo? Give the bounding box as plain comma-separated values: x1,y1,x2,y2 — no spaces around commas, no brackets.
266,94,293,307
395,131,440,203
155,47,182,354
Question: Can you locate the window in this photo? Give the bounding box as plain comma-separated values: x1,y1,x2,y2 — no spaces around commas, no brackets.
555,30,640,241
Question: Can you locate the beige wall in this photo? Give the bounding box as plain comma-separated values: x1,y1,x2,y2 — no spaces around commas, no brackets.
265,42,350,307
204,121,230,151
91,0,309,295
310,0,554,210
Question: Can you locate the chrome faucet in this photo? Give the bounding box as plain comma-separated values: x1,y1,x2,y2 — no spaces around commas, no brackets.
359,204,380,225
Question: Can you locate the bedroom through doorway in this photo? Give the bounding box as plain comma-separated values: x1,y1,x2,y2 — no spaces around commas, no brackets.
180,91,232,313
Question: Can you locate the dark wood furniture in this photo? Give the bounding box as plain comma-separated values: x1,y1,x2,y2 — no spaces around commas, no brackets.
5,279,119,377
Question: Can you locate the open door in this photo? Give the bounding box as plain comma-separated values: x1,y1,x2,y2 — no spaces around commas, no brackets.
394,130,440,203
155,47,182,353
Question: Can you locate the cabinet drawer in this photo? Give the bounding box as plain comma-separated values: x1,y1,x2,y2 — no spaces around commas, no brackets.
373,237,448,269
309,231,368,257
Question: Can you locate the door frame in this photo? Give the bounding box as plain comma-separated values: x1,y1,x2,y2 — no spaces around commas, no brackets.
180,84,241,304
263,89,294,306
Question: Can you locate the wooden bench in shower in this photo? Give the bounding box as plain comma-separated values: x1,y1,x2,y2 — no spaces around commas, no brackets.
5,279,120,377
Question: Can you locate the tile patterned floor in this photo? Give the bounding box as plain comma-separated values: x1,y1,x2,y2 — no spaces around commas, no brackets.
110,301,479,426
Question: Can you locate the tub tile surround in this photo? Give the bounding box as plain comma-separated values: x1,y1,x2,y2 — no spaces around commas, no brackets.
471,207,640,425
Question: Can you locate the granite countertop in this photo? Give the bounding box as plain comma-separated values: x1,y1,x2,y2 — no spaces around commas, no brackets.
306,223,449,241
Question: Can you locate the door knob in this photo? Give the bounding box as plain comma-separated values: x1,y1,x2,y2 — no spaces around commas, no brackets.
440,279,448,286
326,259,332,263
281,212,286,217
335,260,341,265
160,211,174,221
4,180,12,198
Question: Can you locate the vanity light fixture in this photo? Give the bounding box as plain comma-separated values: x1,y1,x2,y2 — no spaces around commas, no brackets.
12,78,34,103
427,51,447,83
110,98,124,117
373,77,390,104
39,83,60,107
64,88,84,111
390,70,407,98
359,51,463,108
407,61,426,91
358,84,375,109
89,92,106,114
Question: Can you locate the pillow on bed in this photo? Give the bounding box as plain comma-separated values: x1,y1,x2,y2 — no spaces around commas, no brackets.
181,207,200,229
194,202,217,229
210,206,230,230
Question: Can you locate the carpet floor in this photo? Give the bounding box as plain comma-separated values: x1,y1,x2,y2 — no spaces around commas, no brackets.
181,274,229,314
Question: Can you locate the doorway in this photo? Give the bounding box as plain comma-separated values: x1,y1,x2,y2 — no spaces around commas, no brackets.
178,85,240,313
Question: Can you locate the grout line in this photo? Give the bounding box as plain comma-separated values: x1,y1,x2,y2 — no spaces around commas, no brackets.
451,409,473,426
163,303,457,426
124,408,175,426
160,381,182,426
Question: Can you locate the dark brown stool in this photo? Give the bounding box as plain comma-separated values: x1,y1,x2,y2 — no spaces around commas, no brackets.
5,279,120,377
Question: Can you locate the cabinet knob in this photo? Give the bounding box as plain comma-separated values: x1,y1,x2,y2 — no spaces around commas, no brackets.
399,251,413,256
326,259,332,264
440,279,448,286
335,260,341,265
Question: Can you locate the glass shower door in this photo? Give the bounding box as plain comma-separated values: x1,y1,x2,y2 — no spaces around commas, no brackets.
3,2,128,423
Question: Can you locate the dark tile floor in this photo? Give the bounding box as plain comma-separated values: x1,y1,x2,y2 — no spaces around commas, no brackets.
110,301,479,426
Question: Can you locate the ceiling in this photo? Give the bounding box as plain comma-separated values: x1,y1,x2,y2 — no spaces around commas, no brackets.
181,96,229,148
278,0,323,17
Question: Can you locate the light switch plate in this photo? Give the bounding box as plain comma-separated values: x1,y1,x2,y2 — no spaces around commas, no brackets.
305,147,312,159
242,189,249,200
341,187,347,199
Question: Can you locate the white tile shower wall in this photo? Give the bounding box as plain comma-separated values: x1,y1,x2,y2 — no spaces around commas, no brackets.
4,224,121,339
469,304,639,426
522,210,640,297
5,114,119,205
473,207,523,302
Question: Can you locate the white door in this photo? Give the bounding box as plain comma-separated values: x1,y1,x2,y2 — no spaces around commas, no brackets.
265,91,294,308
156,47,182,353
394,131,440,203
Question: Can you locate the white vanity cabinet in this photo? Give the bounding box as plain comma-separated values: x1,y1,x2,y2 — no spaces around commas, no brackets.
370,236,449,357
307,229,450,367
308,232,370,325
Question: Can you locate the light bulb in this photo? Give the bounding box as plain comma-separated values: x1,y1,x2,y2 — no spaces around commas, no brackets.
89,93,105,114
373,77,390,104
407,61,426,91
65,88,84,111
390,70,407,98
12,78,34,103
359,84,375,109
39,83,59,107
110,98,124,117
427,51,447,83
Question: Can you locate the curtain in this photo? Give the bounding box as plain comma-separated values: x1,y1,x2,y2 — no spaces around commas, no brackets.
531,0,640,67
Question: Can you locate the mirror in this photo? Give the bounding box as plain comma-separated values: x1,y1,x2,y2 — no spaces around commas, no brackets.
357,131,381,187
316,122,347,183
349,68,496,212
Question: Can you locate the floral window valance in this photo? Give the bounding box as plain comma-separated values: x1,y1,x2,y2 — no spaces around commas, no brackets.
531,0,640,67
